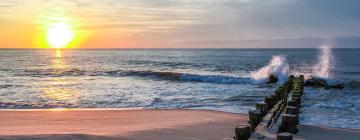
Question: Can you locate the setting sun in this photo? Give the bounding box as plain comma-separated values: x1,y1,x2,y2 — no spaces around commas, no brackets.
46,22,74,49
32,12,90,49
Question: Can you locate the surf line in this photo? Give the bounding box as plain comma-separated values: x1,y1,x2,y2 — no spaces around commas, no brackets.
234,75,305,140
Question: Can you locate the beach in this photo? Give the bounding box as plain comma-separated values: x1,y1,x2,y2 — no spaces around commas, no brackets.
0,109,247,140
1,109,360,140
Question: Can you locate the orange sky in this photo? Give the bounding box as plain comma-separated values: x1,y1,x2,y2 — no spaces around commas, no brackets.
0,0,359,48
0,1,203,49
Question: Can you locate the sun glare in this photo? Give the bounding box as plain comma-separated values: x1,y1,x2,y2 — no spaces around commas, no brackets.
34,12,91,49
46,22,74,49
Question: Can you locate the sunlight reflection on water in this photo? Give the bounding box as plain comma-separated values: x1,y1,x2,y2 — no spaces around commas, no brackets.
41,50,79,101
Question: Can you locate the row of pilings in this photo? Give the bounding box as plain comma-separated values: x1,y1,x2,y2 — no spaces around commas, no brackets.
234,75,305,140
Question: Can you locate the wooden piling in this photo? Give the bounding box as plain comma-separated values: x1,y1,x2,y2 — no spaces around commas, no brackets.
285,106,299,114
292,97,301,105
271,95,279,102
275,90,282,99
279,114,298,134
256,103,268,116
287,100,298,108
242,76,304,139
285,106,299,124
277,132,293,140
249,110,262,130
235,124,251,140
265,96,274,109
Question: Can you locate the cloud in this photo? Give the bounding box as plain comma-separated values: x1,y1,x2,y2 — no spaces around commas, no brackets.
1,0,360,48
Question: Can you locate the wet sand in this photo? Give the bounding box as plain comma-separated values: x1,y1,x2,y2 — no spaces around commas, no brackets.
0,109,247,140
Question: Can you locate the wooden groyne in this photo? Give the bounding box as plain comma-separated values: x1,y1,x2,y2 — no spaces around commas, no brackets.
234,75,305,140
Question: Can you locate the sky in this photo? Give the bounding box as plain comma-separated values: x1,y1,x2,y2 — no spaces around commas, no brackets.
0,0,360,48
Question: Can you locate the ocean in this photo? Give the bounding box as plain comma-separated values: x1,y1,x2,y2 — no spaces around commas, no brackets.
0,48,359,129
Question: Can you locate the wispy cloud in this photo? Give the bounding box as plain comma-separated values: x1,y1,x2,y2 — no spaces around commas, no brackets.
1,0,360,48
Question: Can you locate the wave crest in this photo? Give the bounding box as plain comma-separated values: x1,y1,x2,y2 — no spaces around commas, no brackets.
106,70,253,84
250,55,289,83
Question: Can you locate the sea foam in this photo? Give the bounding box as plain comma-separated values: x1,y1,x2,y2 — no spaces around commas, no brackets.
250,55,289,84
292,45,334,81
314,45,333,79
250,45,335,84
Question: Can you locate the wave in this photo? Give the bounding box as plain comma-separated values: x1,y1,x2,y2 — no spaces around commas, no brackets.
291,45,334,81
250,55,289,84
343,72,360,75
249,45,336,84
314,45,333,78
344,80,360,89
8,45,339,85
0,101,76,109
105,70,254,84
15,68,86,77
11,67,255,84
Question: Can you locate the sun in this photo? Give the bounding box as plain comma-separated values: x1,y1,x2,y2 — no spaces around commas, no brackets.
33,13,91,49
46,22,74,49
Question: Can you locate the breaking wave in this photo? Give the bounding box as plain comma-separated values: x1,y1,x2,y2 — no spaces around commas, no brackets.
13,68,254,84
314,45,333,78
250,56,289,84
292,45,334,81
105,70,254,84
249,45,336,84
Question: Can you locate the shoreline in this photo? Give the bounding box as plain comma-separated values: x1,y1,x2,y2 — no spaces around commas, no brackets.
0,107,145,111
0,108,244,115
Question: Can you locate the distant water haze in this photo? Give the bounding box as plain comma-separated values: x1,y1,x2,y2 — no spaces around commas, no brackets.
0,48,360,129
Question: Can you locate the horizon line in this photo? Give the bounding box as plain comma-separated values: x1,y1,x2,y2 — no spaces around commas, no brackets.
0,47,359,50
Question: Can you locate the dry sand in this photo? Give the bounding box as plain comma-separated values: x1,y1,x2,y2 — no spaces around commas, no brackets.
0,109,247,140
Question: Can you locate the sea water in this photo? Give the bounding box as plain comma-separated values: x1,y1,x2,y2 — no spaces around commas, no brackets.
0,48,359,129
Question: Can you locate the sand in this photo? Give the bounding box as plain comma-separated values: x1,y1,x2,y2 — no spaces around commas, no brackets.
1,109,360,140
0,109,247,140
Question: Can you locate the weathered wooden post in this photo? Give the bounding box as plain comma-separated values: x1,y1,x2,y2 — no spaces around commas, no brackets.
277,132,293,140
271,95,279,103
285,106,299,124
287,100,298,108
256,102,268,116
292,97,301,106
249,110,262,131
265,96,274,109
292,92,301,98
279,114,298,134
285,106,299,114
275,89,283,98
235,124,251,140
284,81,292,93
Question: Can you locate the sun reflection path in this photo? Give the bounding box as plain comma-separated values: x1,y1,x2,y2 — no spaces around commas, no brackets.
42,50,79,103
